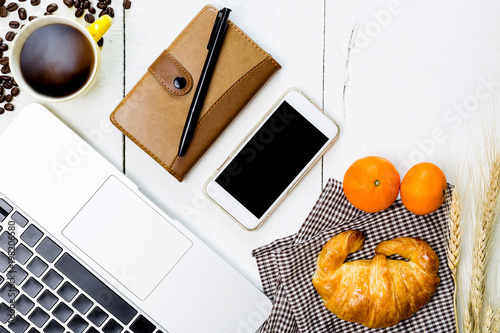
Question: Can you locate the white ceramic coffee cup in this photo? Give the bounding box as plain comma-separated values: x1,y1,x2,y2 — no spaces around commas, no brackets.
10,15,112,103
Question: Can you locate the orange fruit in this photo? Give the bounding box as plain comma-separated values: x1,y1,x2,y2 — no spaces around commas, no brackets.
400,162,447,215
343,156,401,213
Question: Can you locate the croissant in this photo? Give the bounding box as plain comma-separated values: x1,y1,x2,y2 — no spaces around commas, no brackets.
312,230,440,328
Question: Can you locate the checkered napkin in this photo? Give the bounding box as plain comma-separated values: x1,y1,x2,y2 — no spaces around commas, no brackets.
253,179,456,333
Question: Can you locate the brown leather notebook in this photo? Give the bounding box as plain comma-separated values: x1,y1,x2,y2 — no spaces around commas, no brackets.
111,5,281,181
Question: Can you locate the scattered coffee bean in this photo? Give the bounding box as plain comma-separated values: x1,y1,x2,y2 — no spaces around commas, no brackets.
2,81,10,89
82,0,89,9
0,6,7,17
11,87,19,96
0,0,5,6
0,75,9,81
105,0,111,5
88,5,95,14
6,2,18,11
28,15,36,20
5,31,15,41
63,0,73,7
4,103,14,111
19,0,25,2
98,9,107,17
0,57,8,65
0,86,4,96
0,95,5,103
84,13,94,23
73,0,80,7
8,21,19,28
5,94,11,102
46,3,57,12
10,78,17,86
96,2,106,9
18,7,26,20
97,37,104,47
75,7,83,17
107,7,114,18
0,108,4,115
30,0,40,6
1,64,9,74
0,37,3,43
0,44,8,51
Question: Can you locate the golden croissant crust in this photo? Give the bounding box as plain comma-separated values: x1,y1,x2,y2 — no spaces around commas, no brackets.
312,230,440,329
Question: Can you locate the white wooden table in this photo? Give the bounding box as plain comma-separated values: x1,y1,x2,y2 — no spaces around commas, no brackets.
4,0,500,331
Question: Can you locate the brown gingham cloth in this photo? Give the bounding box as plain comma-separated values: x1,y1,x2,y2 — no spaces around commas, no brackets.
252,179,456,333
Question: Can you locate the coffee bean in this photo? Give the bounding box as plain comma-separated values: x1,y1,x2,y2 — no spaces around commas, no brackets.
10,78,17,86
96,2,106,9
30,0,40,6
2,81,11,89
0,44,8,51
19,0,25,2
5,94,12,102
11,87,19,96
63,0,73,7
9,21,19,29
0,86,4,96
105,0,111,5
0,6,7,17
98,0,105,2
107,7,114,18
82,0,89,8
0,57,8,65
0,95,5,103
46,3,57,12
75,7,83,17
6,2,18,11
0,108,4,115
98,9,107,17
0,37,3,43
44,11,51,15
1,65,10,74
0,0,5,6
28,15,36,21
0,75,9,81
4,103,14,111
97,37,104,47
88,6,95,14
18,7,26,20
84,13,94,23
5,31,15,41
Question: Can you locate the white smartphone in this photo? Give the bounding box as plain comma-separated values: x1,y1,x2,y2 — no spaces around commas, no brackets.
204,88,339,231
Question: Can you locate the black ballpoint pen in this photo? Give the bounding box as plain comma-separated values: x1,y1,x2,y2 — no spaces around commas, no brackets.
178,8,232,156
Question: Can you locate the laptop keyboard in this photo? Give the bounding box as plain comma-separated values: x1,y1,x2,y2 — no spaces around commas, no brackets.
0,197,165,333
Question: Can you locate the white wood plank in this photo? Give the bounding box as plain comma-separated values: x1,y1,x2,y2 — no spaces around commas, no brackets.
1,1,124,170
124,0,325,288
324,0,500,330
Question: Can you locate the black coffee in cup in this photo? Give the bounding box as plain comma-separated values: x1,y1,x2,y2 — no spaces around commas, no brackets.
20,24,95,98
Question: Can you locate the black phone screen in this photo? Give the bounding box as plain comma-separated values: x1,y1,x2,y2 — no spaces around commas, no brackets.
215,101,329,218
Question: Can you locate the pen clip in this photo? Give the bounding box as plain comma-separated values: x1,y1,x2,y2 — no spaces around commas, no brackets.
207,11,222,50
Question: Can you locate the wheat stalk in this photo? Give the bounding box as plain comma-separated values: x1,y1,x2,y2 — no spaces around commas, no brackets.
447,188,462,333
484,305,494,333
464,304,473,333
492,308,500,333
470,155,500,329
448,189,462,276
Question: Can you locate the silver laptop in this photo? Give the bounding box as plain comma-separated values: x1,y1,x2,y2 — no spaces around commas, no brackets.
0,104,270,333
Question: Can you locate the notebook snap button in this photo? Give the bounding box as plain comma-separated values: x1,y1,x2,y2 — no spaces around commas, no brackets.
173,76,187,90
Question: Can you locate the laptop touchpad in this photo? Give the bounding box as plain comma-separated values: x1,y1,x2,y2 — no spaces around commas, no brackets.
63,176,192,300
